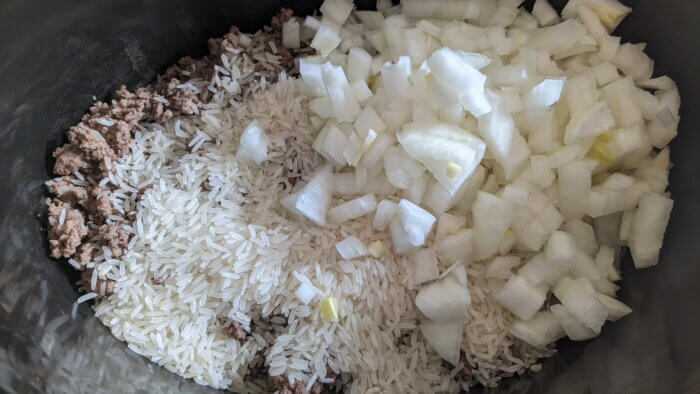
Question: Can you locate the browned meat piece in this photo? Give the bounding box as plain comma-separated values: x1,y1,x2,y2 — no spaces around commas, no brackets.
277,46,295,70
87,186,112,223
46,176,88,205
102,120,132,157
164,56,214,81
310,382,323,394
46,199,88,258
223,321,248,342
111,86,152,127
162,79,201,116
53,145,91,176
268,376,289,393
81,268,115,296
208,26,242,56
67,123,116,162
75,242,99,265
98,223,130,258
268,376,322,394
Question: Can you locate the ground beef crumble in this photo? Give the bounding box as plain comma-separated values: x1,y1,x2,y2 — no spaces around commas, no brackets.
46,199,88,259
223,321,249,342
268,375,322,394
98,223,130,258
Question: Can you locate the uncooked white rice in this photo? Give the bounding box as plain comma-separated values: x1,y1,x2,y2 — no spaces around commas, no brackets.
83,36,550,393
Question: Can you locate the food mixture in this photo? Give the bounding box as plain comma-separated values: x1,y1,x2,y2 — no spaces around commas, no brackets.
44,0,678,392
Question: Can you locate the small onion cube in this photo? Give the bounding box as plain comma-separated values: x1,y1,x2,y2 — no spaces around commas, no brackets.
486,256,520,280
237,120,269,165
629,193,673,268
553,277,608,333
494,275,548,321
412,248,440,284
397,199,436,247
596,293,632,321
335,236,369,259
389,217,417,255
346,47,372,82
420,320,463,366
437,229,475,265
510,311,565,349
328,193,378,224
282,19,301,49
310,24,342,57
373,199,398,231
291,165,333,226
550,303,598,341
415,277,471,322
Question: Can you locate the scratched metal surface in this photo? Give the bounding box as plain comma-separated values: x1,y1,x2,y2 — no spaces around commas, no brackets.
1,1,699,393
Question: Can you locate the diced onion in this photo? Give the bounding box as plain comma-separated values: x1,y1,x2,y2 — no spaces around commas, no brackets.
335,236,369,259
328,193,378,224
412,248,440,284
415,277,471,322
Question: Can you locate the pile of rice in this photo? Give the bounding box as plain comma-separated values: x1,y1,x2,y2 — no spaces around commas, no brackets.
86,41,549,391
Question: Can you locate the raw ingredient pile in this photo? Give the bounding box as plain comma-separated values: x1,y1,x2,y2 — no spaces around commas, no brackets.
44,0,678,393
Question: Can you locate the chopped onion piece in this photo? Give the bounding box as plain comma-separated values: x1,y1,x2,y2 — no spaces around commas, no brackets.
346,47,372,82
546,231,578,271
436,213,467,239
532,0,559,26
415,277,471,322
420,320,463,366
311,24,342,57
412,248,440,284
564,220,598,257
398,121,486,194
335,236,369,259
437,229,475,265
237,120,269,165
320,0,353,25
320,297,339,322
473,192,515,260
510,311,565,349
355,11,384,29
524,78,565,109
486,256,520,280
564,101,616,144
494,275,548,321
321,62,361,122
287,165,333,226
368,240,386,258
293,272,319,305
389,217,417,255
478,94,530,180
427,47,492,116
550,303,597,341
328,193,378,224
629,193,673,268
313,122,348,166
529,19,587,56
402,0,476,20
596,293,632,321
553,277,607,333
373,199,398,231
282,20,301,49
397,199,436,247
